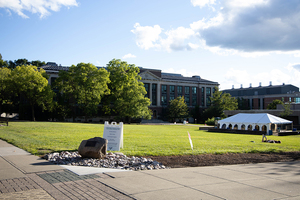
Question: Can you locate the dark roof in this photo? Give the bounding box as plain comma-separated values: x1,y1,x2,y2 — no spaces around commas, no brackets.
40,65,69,71
161,73,218,84
222,84,299,96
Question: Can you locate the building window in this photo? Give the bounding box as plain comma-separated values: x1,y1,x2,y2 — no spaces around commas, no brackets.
161,95,167,106
177,86,182,96
192,96,197,106
152,84,157,106
213,87,216,93
185,95,190,106
170,85,175,94
295,97,300,103
206,87,211,96
192,87,197,94
162,85,167,94
201,87,205,106
169,95,175,101
206,87,211,106
144,83,149,98
185,86,190,94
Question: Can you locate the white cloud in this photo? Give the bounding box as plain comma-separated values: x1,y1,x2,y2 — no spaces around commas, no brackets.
122,53,136,59
132,0,300,57
198,0,300,55
131,23,199,52
222,65,300,90
160,27,197,52
131,23,162,50
0,0,78,18
191,0,216,8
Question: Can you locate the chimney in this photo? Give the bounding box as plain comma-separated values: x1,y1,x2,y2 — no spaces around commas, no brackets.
240,84,243,88
259,82,262,87
269,81,272,86
232,85,234,89
250,83,252,88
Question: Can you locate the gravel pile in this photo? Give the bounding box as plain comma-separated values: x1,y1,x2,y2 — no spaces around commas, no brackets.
44,151,169,171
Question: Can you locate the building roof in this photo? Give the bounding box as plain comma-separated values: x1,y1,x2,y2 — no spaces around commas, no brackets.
161,73,218,85
218,113,292,125
222,84,299,97
40,63,219,85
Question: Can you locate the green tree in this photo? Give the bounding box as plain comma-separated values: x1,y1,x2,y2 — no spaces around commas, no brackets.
167,97,189,122
267,99,283,109
280,102,293,118
31,60,46,67
204,87,238,119
10,65,54,121
0,67,11,115
105,59,152,122
14,58,30,67
55,63,110,122
0,54,8,68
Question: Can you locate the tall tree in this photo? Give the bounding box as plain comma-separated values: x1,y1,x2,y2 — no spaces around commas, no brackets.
204,86,238,119
167,97,189,122
0,67,11,115
55,63,110,122
105,59,152,122
10,65,54,121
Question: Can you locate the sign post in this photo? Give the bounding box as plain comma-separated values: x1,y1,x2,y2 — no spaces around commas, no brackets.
103,121,123,151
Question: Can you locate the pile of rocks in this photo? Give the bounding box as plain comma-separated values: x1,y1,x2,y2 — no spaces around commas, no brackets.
44,151,168,171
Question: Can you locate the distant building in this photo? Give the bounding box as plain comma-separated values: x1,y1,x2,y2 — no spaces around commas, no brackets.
222,83,300,126
222,83,300,109
41,63,219,120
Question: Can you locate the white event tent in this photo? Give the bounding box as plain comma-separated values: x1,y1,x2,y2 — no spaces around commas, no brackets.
218,113,292,134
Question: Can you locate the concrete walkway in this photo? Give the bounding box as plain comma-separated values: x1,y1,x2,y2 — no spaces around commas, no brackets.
0,139,300,199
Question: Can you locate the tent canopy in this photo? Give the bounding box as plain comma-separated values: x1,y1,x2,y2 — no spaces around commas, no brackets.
218,113,292,125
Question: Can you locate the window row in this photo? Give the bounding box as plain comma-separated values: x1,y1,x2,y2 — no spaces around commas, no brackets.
161,85,197,95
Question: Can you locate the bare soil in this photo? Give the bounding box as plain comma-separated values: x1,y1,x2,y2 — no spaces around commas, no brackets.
148,152,300,168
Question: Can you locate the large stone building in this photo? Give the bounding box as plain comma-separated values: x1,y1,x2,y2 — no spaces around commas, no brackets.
41,62,219,120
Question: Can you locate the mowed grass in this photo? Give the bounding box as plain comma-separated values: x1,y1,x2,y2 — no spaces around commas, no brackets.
0,122,299,156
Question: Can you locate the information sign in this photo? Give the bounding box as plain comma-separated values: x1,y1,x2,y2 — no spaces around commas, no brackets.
103,121,123,151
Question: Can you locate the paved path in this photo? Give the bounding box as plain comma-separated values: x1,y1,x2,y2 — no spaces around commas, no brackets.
0,139,300,199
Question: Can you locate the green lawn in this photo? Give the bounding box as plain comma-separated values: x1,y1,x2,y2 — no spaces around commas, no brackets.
0,122,299,156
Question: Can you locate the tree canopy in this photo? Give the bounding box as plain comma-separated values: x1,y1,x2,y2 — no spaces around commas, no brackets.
204,86,238,119
10,65,54,121
105,59,152,122
267,99,283,109
0,67,11,114
167,97,189,122
0,54,8,68
55,63,110,122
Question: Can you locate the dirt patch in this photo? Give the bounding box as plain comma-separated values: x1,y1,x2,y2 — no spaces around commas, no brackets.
148,152,300,168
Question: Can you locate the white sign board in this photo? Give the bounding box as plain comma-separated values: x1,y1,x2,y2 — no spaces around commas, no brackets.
103,121,123,151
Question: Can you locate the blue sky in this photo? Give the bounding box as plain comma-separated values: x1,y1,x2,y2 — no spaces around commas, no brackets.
1,0,300,90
